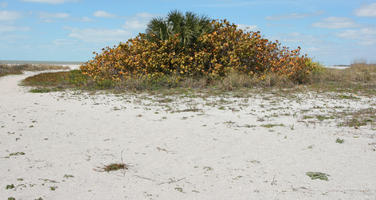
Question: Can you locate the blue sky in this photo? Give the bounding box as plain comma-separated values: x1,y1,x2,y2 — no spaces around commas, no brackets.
0,0,375,65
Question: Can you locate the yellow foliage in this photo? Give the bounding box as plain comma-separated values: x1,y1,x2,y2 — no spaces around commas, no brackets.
81,20,320,83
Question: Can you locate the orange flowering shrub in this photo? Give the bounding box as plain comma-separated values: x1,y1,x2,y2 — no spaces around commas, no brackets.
81,20,320,83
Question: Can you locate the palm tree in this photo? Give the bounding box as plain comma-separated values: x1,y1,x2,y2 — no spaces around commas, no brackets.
146,10,213,48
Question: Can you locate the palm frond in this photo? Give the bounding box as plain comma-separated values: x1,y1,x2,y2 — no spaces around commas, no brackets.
145,10,214,47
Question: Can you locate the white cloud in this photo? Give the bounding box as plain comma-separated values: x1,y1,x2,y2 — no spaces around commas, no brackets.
53,38,78,46
0,10,21,21
199,1,259,8
0,24,29,33
124,19,145,30
67,12,156,44
312,17,357,29
355,3,376,17
237,24,258,32
0,2,8,8
80,16,92,22
123,12,156,31
266,11,323,20
134,12,154,18
22,0,76,4
68,28,132,43
338,28,376,45
273,32,325,46
39,12,69,22
93,10,115,18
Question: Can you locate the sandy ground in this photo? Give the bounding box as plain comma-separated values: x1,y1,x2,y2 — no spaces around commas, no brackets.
0,69,376,200
65,64,80,70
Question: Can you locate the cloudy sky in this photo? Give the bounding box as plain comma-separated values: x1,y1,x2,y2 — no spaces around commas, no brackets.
0,0,375,65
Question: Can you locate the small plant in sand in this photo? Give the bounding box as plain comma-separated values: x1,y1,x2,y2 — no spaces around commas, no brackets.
6,184,15,189
306,172,329,181
63,174,74,179
50,186,57,191
8,152,25,157
102,163,128,172
175,187,184,193
94,150,128,173
261,123,285,128
336,138,344,144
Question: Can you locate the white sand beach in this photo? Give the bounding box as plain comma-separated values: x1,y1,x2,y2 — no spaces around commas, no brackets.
0,70,375,200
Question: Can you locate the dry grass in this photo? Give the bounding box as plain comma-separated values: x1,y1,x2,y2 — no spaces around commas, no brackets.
215,72,295,90
23,71,72,87
0,65,23,77
310,63,376,92
102,163,128,172
22,70,295,92
338,108,376,128
20,63,376,94
0,64,69,77
22,70,89,87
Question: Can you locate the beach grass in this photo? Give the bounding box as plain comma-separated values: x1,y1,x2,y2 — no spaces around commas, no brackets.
309,63,376,93
103,163,128,172
0,64,69,77
21,63,376,94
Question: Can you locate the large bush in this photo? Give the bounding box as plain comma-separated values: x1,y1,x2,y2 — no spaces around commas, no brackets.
81,13,320,84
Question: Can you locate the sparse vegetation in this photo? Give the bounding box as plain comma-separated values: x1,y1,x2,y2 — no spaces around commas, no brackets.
29,88,56,93
336,138,344,144
306,172,329,181
310,62,376,93
20,69,295,92
0,64,68,77
102,163,128,172
316,115,334,121
175,187,184,193
22,70,88,88
338,108,376,128
63,174,74,178
6,184,15,189
21,63,376,95
261,123,285,128
8,152,25,157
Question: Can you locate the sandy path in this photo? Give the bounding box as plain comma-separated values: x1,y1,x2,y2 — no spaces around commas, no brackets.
0,72,375,200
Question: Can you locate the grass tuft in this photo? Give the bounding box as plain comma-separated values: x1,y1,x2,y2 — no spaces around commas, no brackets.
6,184,15,189
336,138,344,144
103,163,128,172
8,152,25,157
306,172,329,181
261,123,284,128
